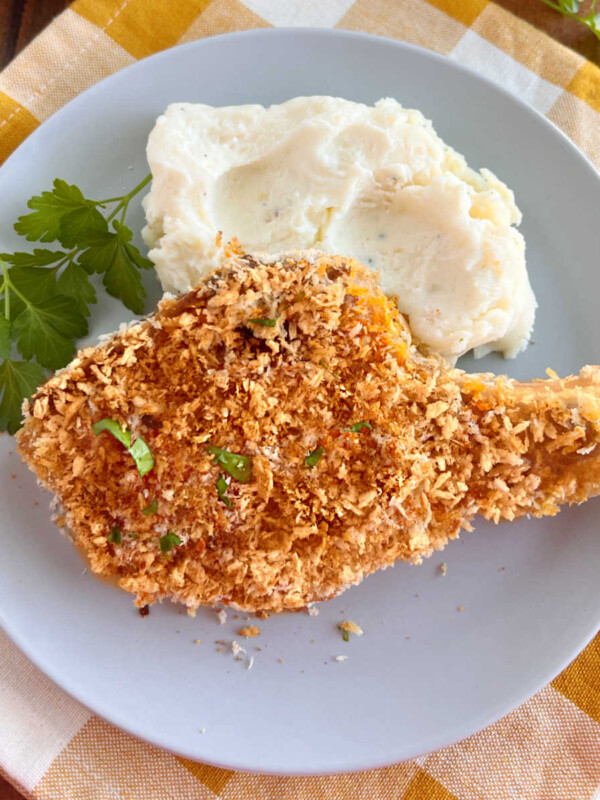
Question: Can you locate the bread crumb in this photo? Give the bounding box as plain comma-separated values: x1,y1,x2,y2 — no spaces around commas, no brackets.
307,605,319,617
216,647,224,653
440,562,448,576
334,655,348,662
247,655,254,670
278,658,284,663
339,620,363,637
458,605,465,612
193,639,202,644
10,474,16,479
231,640,246,656
216,609,227,625
199,728,206,734
238,625,260,638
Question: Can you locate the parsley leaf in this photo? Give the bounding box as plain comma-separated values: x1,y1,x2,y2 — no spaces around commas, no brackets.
0,317,10,360
0,263,63,331
0,359,46,434
129,436,154,477
15,179,107,247
248,317,277,327
304,447,324,468
92,417,131,448
207,445,252,483
216,474,233,508
12,294,88,370
92,418,154,477
160,532,181,554
6,265,59,311
142,498,158,516
0,174,155,435
107,527,121,544
342,629,350,642
79,221,152,314
344,421,373,433
2,249,66,268
56,261,97,316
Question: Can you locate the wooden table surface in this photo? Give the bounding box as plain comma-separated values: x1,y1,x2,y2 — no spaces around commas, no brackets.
0,1,599,798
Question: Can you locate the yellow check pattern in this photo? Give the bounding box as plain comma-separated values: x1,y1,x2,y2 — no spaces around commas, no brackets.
1,1,600,798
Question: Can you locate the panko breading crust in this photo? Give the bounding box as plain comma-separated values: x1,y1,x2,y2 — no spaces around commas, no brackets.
16,249,600,613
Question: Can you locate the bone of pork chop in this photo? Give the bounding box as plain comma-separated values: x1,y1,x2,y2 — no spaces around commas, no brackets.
16,249,600,613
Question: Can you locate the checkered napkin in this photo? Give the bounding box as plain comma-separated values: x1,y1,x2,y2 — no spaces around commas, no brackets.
1,1,600,798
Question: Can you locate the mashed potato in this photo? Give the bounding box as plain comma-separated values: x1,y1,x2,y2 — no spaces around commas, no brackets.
143,96,535,360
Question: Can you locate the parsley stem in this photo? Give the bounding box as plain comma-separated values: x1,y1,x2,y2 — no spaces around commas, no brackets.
1,260,9,320
106,174,152,223
96,195,126,205
53,249,78,273
1,268,31,310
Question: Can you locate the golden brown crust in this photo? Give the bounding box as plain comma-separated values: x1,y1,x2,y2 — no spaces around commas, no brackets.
16,250,600,613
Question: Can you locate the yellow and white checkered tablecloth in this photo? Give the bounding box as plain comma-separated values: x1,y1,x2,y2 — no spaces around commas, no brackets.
1,1,600,798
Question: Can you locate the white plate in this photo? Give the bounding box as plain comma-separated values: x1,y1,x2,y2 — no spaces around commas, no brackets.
1,29,600,776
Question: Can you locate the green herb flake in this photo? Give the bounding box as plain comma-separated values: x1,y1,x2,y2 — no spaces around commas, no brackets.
344,421,373,433
248,317,277,327
318,359,340,379
93,417,131,447
207,445,252,483
342,629,350,642
160,532,182,554
107,526,121,544
304,447,324,469
129,435,154,477
93,418,154,477
216,474,233,508
141,498,158,516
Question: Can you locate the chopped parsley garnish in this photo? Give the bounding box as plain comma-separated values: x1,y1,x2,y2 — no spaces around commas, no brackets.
141,498,158,515
344,421,373,433
318,359,340,379
207,445,252,483
129,436,155,477
342,629,350,642
92,417,129,446
304,447,324,469
247,317,277,327
159,532,181,554
92,418,154,477
216,474,233,508
107,526,121,544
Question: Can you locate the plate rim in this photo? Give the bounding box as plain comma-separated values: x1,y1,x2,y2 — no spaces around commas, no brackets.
1,26,600,775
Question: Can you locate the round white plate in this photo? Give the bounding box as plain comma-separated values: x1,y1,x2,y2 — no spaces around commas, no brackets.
1,29,600,776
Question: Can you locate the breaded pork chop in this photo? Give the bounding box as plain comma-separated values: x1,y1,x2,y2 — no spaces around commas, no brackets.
17,250,600,613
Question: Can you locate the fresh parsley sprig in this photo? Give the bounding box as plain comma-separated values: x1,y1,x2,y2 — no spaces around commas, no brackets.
0,174,155,434
540,0,600,39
